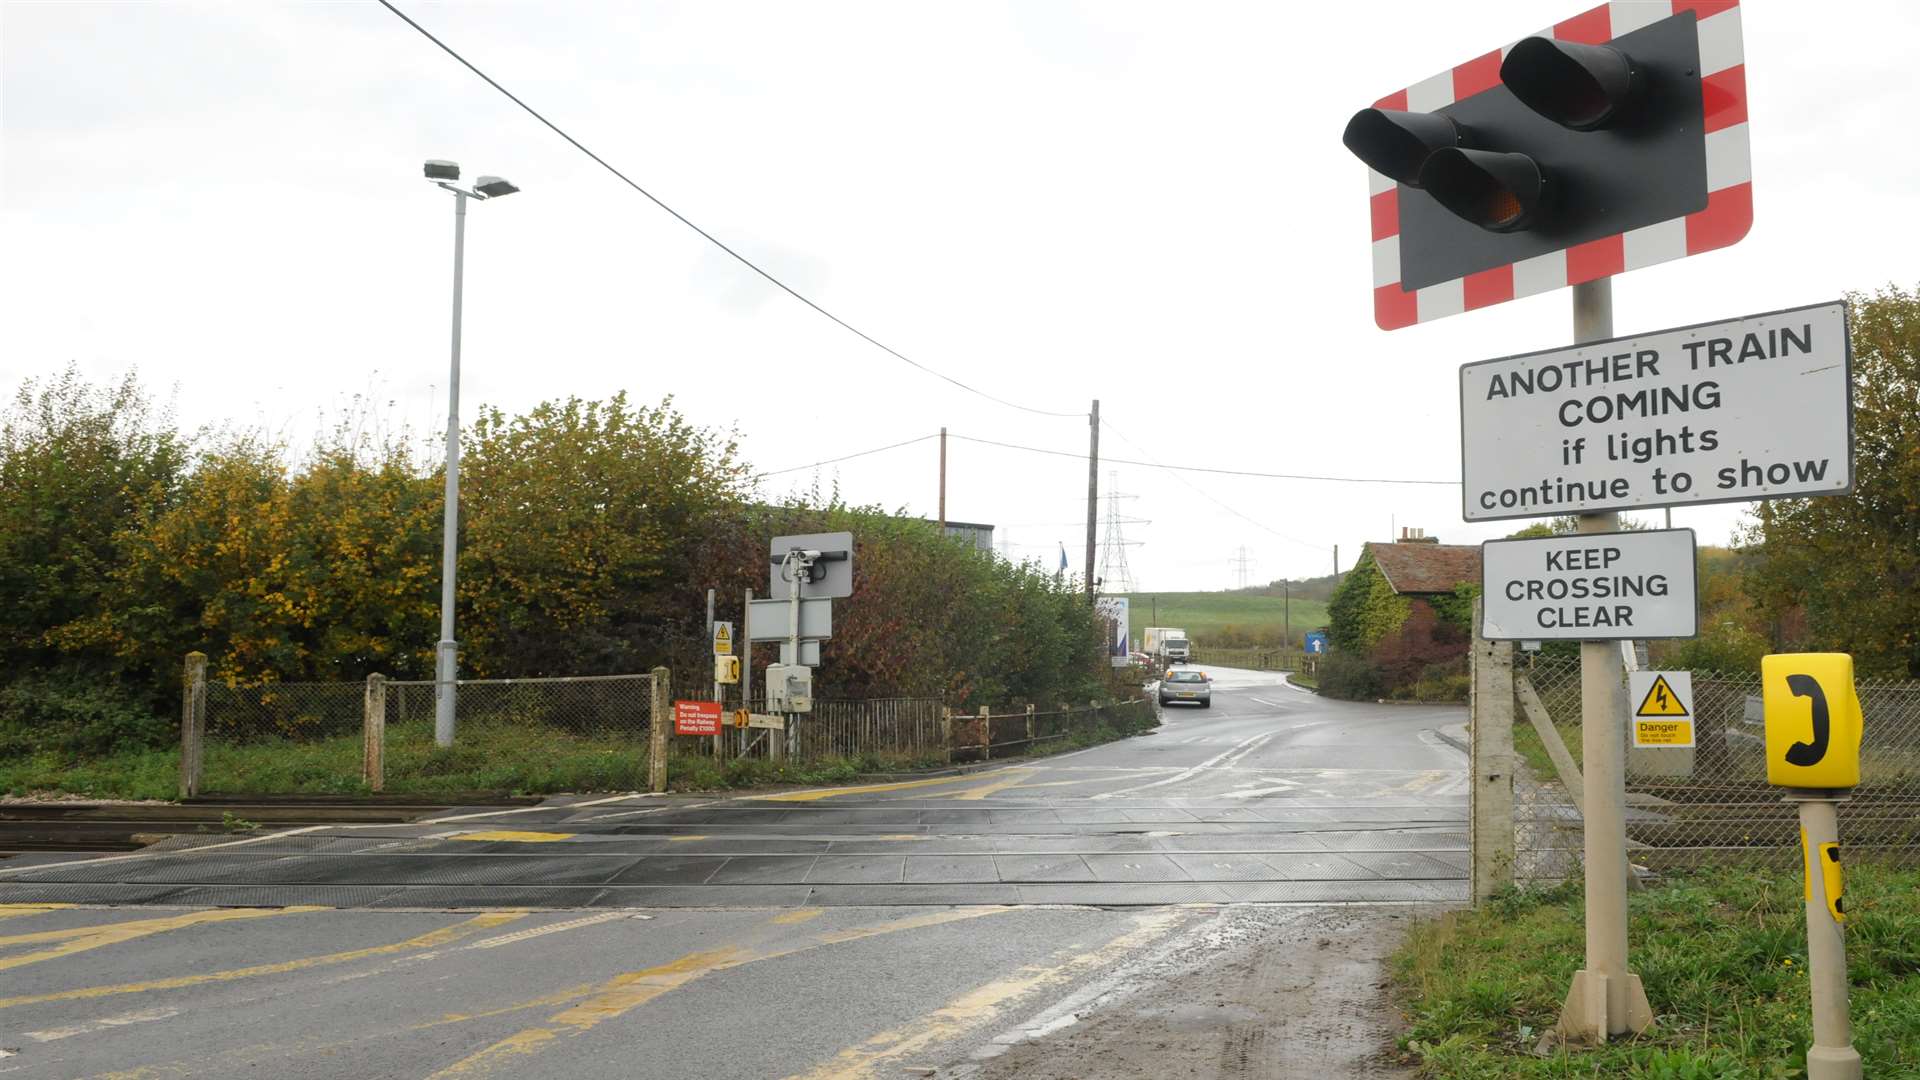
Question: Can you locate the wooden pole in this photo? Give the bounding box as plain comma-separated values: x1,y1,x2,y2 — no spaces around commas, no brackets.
363,673,387,793
938,426,947,531
179,651,207,799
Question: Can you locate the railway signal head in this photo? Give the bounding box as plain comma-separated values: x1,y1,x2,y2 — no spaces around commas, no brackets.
1344,2,1753,330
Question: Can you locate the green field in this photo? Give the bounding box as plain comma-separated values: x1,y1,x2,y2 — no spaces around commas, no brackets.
1119,591,1330,649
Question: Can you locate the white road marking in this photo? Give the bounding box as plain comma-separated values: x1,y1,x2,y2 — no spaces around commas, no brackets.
0,824,331,878
417,793,651,825
463,911,647,950
1247,696,1297,710
24,1006,181,1042
1091,729,1278,800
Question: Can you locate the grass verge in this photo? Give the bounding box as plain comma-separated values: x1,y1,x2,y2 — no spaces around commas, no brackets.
1392,864,1920,1077
1,711,1157,801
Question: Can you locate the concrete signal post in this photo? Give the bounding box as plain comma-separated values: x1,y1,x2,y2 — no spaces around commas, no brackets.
1561,279,1654,1042
1341,0,1762,1048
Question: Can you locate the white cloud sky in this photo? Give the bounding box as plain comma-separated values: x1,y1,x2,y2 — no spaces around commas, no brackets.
4,0,1916,591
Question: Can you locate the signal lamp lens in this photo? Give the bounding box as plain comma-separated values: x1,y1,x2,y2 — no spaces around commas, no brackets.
1500,37,1637,131
1417,148,1544,233
1341,108,1464,188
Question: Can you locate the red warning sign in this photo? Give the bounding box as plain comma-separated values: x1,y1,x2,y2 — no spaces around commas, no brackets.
673,699,723,736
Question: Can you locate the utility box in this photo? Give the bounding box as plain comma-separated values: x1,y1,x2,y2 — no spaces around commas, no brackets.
766,664,813,713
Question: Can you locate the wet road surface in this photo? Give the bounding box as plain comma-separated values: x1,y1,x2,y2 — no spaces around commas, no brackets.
0,669,1462,1078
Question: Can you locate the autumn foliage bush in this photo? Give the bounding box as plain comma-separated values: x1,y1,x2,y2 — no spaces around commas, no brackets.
1,369,1114,754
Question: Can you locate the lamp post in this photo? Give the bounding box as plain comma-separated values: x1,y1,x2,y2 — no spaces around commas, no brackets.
422,160,519,747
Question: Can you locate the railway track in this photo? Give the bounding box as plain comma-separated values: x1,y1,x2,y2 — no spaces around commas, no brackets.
0,795,539,856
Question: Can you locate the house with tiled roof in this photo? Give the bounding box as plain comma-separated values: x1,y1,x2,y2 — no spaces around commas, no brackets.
1329,530,1482,693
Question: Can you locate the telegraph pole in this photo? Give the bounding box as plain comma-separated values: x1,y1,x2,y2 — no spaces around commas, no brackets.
938,426,947,532
1085,400,1099,600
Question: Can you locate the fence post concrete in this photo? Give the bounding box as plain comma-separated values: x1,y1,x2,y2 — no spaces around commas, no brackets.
1469,608,1516,904
179,652,207,799
942,707,952,764
363,673,387,793
979,705,991,760
649,667,671,793
1026,704,1035,746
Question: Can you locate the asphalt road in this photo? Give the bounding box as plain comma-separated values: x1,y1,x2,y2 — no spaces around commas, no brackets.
0,669,1465,1079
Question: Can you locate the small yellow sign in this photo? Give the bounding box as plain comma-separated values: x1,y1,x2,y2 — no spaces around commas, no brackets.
712,621,734,656
1634,719,1695,746
1635,674,1690,717
1764,653,1863,789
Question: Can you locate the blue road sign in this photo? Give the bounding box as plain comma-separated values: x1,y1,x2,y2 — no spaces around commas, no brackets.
1304,632,1329,655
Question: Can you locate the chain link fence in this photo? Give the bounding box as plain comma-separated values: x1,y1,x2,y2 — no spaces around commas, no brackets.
198,673,656,796
187,659,1158,795
1510,654,1920,881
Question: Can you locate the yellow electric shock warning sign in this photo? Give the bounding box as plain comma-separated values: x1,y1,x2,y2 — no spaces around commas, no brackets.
1629,671,1695,748
1636,675,1689,717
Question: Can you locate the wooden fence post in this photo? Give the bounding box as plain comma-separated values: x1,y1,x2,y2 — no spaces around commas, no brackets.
942,707,953,763
649,666,671,793
179,652,207,799
1026,703,1035,746
1469,600,1516,904
363,673,387,792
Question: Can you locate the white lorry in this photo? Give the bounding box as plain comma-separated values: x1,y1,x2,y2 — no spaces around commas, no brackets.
1143,626,1192,666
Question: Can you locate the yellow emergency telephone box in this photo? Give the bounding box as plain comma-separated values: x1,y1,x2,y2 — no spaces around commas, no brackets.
1762,653,1862,790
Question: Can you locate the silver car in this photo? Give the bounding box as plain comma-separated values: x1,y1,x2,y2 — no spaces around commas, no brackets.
1158,669,1212,708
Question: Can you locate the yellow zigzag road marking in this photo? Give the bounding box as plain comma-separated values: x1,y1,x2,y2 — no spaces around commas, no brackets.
0,910,526,1010
785,908,1188,1080
427,907,1013,1078
0,907,324,973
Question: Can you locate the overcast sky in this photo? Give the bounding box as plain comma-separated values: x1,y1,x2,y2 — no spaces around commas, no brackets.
4,1,1916,592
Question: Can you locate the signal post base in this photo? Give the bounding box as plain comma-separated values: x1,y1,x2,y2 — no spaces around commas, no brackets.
1554,969,1653,1045
1806,1045,1862,1080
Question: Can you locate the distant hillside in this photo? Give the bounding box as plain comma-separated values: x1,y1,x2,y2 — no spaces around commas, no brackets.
1225,571,1344,605
1117,590,1330,649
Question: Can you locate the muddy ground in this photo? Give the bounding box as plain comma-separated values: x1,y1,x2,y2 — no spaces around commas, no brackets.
953,905,1421,1080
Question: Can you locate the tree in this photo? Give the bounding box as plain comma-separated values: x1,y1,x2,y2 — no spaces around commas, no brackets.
0,367,186,678
1747,285,1920,677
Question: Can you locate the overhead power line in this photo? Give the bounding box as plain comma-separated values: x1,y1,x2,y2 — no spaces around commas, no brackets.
948,433,1457,486
375,0,1081,420
1095,419,1329,557
757,434,939,477
759,430,1459,487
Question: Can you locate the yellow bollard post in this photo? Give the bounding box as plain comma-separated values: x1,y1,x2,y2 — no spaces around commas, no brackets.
1763,653,1865,1080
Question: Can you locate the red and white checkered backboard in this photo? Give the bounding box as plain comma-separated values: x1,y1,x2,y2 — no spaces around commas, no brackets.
1366,1,1751,330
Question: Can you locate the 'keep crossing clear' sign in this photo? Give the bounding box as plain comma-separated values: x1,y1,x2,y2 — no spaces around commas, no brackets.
1481,529,1698,641
1460,301,1851,522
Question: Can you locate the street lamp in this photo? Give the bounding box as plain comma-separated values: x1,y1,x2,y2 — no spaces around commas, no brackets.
423,158,519,747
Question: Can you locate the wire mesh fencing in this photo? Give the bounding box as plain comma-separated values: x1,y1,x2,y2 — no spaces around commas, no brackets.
197,673,656,796
1510,653,1920,881
187,658,1158,795
381,674,656,793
